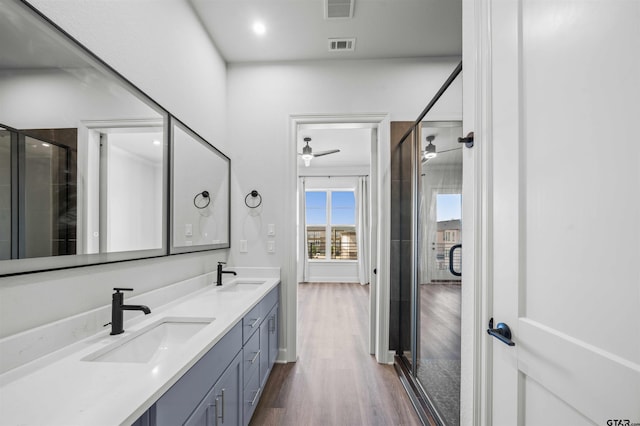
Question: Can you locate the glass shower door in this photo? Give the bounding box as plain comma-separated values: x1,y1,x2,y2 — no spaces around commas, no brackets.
416,122,463,426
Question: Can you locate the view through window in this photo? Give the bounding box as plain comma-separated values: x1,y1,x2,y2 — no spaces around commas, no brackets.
305,190,357,260
436,193,462,272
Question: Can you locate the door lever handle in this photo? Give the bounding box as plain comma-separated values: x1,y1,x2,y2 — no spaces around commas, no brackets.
487,318,515,346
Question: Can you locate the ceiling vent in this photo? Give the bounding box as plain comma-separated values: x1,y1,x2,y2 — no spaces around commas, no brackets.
325,0,354,19
328,38,356,52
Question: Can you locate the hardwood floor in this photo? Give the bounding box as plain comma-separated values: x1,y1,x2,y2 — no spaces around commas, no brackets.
249,282,422,426
419,283,461,361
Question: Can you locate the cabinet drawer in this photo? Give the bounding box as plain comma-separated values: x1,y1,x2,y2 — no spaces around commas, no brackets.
242,303,262,344
242,285,279,344
243,366,261,425
243,330,260,388
262,286,278,314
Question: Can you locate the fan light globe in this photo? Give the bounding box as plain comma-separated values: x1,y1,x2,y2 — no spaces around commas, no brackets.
424,146,437,159
423,135,437,161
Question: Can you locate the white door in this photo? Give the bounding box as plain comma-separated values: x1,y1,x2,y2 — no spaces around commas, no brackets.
486,1,640,425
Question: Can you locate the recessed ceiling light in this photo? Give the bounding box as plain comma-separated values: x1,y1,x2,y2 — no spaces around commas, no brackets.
41,142,50,147
153,140,161,146
253,21,266,36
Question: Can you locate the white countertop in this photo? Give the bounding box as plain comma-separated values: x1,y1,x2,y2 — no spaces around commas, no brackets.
0,274,280,426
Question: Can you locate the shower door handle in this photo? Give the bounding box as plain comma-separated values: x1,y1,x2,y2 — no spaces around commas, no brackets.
449,244,462,277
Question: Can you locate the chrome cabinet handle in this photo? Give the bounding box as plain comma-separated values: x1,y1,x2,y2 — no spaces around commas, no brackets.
250,349,261,364
214,397,220,426
249,317,261,328
247,387,261,406
487,318,515,346
219,388,225,423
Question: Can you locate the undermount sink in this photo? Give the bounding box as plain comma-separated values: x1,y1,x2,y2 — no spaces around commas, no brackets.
218,280,266,293
84,317,215,363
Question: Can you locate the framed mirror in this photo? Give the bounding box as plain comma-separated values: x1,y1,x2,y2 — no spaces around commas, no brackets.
170,117,230,254
0,0,168,275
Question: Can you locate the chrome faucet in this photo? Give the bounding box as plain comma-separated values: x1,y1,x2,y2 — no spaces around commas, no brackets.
109,288,151,335
216,261,236,286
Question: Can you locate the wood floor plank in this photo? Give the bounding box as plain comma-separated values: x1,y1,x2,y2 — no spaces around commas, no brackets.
250,282,422,426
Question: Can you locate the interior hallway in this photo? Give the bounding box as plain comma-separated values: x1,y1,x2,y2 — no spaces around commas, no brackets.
250,282,421,426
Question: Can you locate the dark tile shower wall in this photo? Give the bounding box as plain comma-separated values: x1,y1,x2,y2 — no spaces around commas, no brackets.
23,128,77,256
389,122,415,352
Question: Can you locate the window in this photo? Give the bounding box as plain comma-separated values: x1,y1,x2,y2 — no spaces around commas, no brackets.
305,190,357,260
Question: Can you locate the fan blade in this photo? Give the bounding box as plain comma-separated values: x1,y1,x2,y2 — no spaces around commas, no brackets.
313,149,340,157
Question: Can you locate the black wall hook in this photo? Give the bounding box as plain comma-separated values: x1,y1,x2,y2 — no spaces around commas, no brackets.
245,190,262,208
193,190,211,209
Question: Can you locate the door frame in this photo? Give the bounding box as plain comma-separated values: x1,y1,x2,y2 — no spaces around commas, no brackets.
80,118,165,255
287,113,393,364
462,0,493,424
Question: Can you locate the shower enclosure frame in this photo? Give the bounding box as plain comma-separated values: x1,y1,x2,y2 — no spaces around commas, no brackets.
392,61,464,426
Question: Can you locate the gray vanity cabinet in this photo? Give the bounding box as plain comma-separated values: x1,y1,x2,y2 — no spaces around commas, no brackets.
184,351,242,426
242,286,279,425
258,314,270,387
132,285,279,426
259,304,279,388
267,304,279,374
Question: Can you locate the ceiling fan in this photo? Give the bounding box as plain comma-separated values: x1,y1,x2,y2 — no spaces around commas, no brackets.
299,137,340,167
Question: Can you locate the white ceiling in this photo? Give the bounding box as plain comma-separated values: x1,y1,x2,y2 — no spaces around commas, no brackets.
189,0,462,63
297,127,372,171
190,0,463,170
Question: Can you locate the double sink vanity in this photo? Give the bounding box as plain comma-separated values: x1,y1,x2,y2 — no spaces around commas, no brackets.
0,271,280,426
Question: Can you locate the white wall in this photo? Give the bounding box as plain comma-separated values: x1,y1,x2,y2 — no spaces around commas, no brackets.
227,57,462,360
306,262,359,283
106,140,163,252
0,1,229,343
228,57,462,267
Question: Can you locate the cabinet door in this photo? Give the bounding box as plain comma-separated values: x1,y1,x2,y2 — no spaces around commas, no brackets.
258,318,269,387
214,352,242,426
155,323,242,426
243,366,261,425
185,352,242,426
268,304,278,367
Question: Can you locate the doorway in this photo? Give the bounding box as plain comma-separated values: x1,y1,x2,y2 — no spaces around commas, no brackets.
287,113,391,364
81,119,164,254
296,123,376,353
